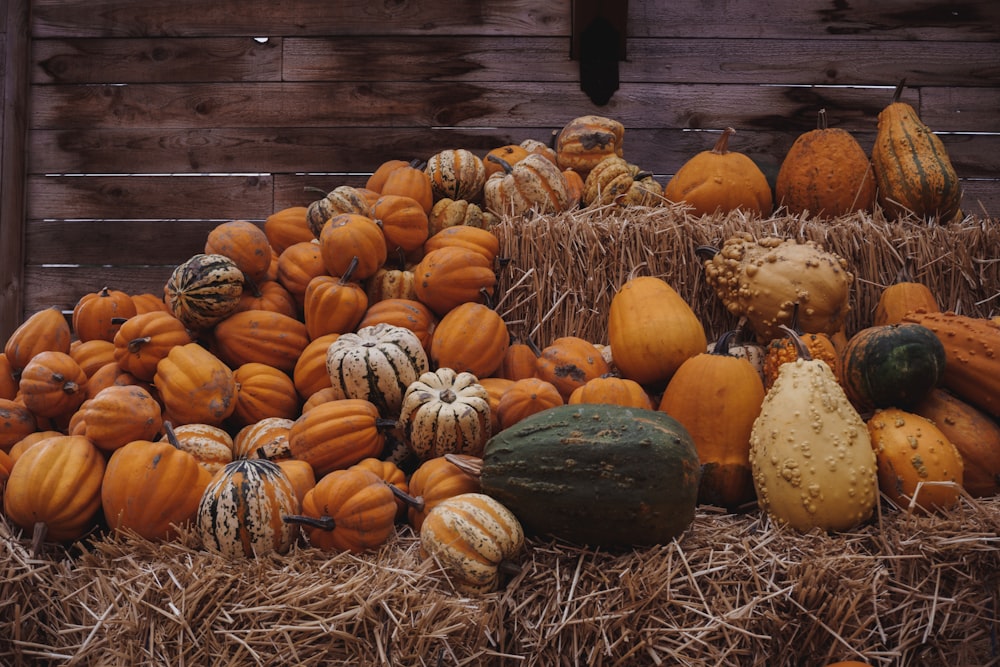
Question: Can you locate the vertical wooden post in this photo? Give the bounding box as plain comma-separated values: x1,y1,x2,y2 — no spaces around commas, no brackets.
0,0,30,340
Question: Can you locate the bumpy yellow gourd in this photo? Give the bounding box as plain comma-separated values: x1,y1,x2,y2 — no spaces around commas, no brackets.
749,328,878,532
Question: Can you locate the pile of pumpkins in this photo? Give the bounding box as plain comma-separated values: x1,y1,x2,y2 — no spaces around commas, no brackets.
0,92,997,597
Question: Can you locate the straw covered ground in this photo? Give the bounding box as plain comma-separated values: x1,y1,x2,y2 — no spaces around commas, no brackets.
492,205,1000,346
2,498,998,666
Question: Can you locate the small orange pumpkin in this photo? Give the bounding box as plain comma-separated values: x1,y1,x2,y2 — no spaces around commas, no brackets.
204,220,273,284
153,343,237,427
4,307,73,373
264,206,313,254
231,362,300,427
211,309,309,374
113,310,194,382
0,399,38,450
69,384,164,453
430,302,510,378
18,351,89,419
72,286,137,342
164,421,234,474
401,454,481,531
292,333,339,401
356,298,438,355
370,194,430,255
276,240,328,308
534,336,611,402
318,213,387,281
567,375,652,409
303,267,369,339
496,377,564,430
413,246,496,316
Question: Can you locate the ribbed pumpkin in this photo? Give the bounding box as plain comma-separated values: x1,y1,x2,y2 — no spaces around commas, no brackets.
412,246,496,317
113,310,193,382
165,421,234,474
0,354,16,400
69,339,116,378
232,416,294,460
153,343,236,427
483,153,570,217
400,367,492,460
430,302,509,379
350,457,408,519
318,213,387,281
402,454,482,531
102,435,213,540
276,240,328,308
533,335,611,401
305,185,373,238
607,276,707,387
900,310,1000,418
867,408,964,512
4,306,72,373
873,280,940,327
72,286,137,342
567,375,653,409
422,225,500,266
263,205,313,254
325,323,429,417
3,435,106,543
912,388,1000,498
419,492,524,595
660,344,765,511
197,458,300,557
272,399,395,477
356,299,438,355
484,144,530,178
292,333,338,401
234,279,298,319
762,330,840,391
494,335,540,382
276,459,316,506
664,127,773,217
0,399,37,450
555,115,625,178
304,267,369,339
479,377,514,436
871,80,962,222
377,160,434,213
283,467,397,553
366,159,411,193
211,309,309,373
84,363,148,400
840,323,946,413
18,351,89,419
204,220,272,284
426,148,487,202
364,265,418,303
69,384,163,453
496,377,564,430
775,109,875,217
164,253,245,331
370,194,430,255
131,292,168,315
231,363,300,427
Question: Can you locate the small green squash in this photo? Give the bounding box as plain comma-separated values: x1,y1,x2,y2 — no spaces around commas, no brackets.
840,323,946,413
478,403,701,548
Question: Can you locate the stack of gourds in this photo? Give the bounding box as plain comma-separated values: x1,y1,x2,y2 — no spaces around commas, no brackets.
1,88,997,596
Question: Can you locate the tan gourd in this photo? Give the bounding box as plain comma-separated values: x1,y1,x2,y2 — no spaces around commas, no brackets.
748,327,879,532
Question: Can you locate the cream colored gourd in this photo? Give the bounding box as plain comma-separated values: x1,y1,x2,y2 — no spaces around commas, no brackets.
749,327,878,532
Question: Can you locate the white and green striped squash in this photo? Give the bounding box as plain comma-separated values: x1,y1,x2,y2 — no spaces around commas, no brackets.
164,253,244,330
399,367,491,461
197,458,299,558
325,323,429,417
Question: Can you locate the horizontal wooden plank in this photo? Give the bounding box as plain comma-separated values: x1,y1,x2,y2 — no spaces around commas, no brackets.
282,36,1000,88
23,265,176,315
27,127,1000,182
31,81,946,132
30,0,571,38
24,219,222,265
29,0,1000,41
32,37,282,84
26,174,273,219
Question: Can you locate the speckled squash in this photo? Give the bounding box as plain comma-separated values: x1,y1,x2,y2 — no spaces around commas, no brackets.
400,367,491,461
165,421,234,474
555,115,625,178
749,328,879,532
867,407,964,512
426,148,487,202
480,404,701,548
483,153,570,217
197,458,300,558
164,253,245,331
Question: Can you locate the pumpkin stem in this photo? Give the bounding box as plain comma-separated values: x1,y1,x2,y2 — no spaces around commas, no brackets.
817,108,828,131
376,418,401,432
162,421,181,448
443,453,483,478
110,316,129,325
778,324,813,362
303,185,329,197
439,388,457,404
127,335,152,353
694,245,719,263
486,154,515,175
711,127,736,155
31,522,48,558
710,330,739,357
386,482,425,511
892,78,907,104
498,559,523,577
340,255,360,284
282,514,337,531
548,128,559,150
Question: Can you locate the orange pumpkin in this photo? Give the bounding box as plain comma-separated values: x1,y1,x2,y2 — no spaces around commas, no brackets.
284,467,397,553
292,333,339,401
101,435,213,540
0,399,38,450
378,160,434,213
496,377,564,430
422,225,500,266
303,269,369,339
534,336,611,402
69,384,164,453
356,298,438,355
72,286,137,342
233,416,294,460
567,375,652,409
495,336,540,382
18,351,89,419
276,240,328,308
413,246,496,316
7,430,62,463
204,220,272,284
370,194,430,255
4,307,72,373
211,309,309,374
84,363,149,400
113,310,193,382
0,354,17,400
318,213,387,281
366,159,411,193
69,338,117,378
233,279,299,319
874,281,940,327
478,377,514,436
130,292,169,315
153,343,236,427
430,302,509,378
350,456,408,519
231,362,300,427
165,421,234,474
664,127,773,217
484,145,530,178
3,434,106,543
264,206,313,255
402,454,482,531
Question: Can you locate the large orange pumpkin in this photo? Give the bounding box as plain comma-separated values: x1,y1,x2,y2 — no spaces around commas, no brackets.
153,343,237,427
430,302,509,378
69,384,164,453
113,310,193,382
72,286,137,342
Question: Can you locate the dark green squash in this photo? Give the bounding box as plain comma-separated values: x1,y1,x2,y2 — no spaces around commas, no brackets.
840,323,946,413
479,404,701,548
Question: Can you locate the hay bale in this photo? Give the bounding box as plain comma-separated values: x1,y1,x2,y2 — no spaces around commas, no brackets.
493,206,1000,346
2,499,998,666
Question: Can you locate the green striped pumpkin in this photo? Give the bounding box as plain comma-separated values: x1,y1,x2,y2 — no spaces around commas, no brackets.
325,323,429,417
197,458,299,558
399,367,491,461
871,81,962,222
164,253,244,330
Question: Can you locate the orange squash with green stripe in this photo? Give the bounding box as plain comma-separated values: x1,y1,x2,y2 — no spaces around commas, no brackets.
871,80,962,222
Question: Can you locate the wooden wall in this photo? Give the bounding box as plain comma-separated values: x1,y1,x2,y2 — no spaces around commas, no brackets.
2,0,999,339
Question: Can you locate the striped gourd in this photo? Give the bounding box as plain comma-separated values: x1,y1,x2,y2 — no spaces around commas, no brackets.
400,367,491,461
163,422,234,474
419,492,524,594
871,80,962,222
325,323,429,417
164,253,244,330
197,458,299,558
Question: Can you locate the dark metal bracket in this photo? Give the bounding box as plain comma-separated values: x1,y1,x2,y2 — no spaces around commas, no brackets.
571,0,628,106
